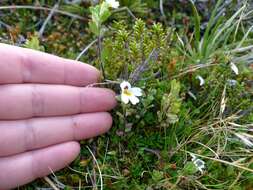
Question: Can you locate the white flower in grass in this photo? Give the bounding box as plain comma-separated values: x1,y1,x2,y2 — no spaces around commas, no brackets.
227,79,237,87
190,153,205,174
120,81,142,105
105,0,120,8
230,62,239,75
196,75,205,86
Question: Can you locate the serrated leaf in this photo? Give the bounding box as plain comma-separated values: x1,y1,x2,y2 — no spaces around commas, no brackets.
158,79,182,126
24,35,44,51
89,21,100,36
100,2,111,23
166,113,179,124
151,170,164,182
183,162,198,175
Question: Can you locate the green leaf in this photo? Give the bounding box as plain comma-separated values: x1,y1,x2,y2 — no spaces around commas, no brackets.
89,5,100,25
24,34,44,51
151,170,164,182
100,2,111,23
101,45,110,63
190,0,201,44
202,0,223,51
89,21,100,36
158,80,182,125
166,113,179,124
183,162,198,175
170,79,181,99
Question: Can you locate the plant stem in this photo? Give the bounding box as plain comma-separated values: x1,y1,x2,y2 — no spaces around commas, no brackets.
122,104,127,132
0,5,87,21
43,177,60,190
76,39,98,61
98,35,106,80
38,2,59,38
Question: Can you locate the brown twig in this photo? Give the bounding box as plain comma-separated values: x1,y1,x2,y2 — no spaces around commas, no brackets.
0,20,11,29
171,63,218,79
98,35,106,80
143,148,161,159
0,5,88,21
129,49,159,84
76,39,98,61
38,2,60,38
112,7,136,20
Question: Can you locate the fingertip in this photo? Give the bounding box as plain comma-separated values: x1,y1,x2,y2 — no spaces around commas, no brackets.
82,63,101,84
73,112,113,140
66,141,81,158
64,59,101,86
74,60,101,83
103,88,118,109
80,88,117,112
101,112,113,132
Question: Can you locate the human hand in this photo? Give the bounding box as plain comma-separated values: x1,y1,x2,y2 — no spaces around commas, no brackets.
0,43,116,189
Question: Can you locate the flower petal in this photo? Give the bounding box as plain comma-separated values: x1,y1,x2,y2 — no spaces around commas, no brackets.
193,159,205,174
194,159,205,168
227,79,237,86
112,1,120,8
230,62,239,75
129,95,139,105
196,75,205,86
105,0,120,8
190,153,197,161
121,94,130,104
130,87,142,97
120,81,131,91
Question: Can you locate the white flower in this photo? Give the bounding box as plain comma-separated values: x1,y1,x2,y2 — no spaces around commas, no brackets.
190,153,205,174
196,75,205,86
120,81,142,105
227,79,237,86
193,159,205,174
230,62,239,75
105,0,120,8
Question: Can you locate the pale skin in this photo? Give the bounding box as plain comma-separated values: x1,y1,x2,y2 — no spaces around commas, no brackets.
0,43,117,189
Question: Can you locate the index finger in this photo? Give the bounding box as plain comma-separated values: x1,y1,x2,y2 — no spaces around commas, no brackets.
0,43,100,86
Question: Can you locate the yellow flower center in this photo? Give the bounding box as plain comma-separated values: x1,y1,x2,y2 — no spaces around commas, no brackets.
123,86,132,96
123,89,132,96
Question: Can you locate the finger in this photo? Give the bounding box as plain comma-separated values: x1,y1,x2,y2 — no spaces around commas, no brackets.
0,112,112,157
0,142,80,189
0,85,116,120
0,43,100,86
